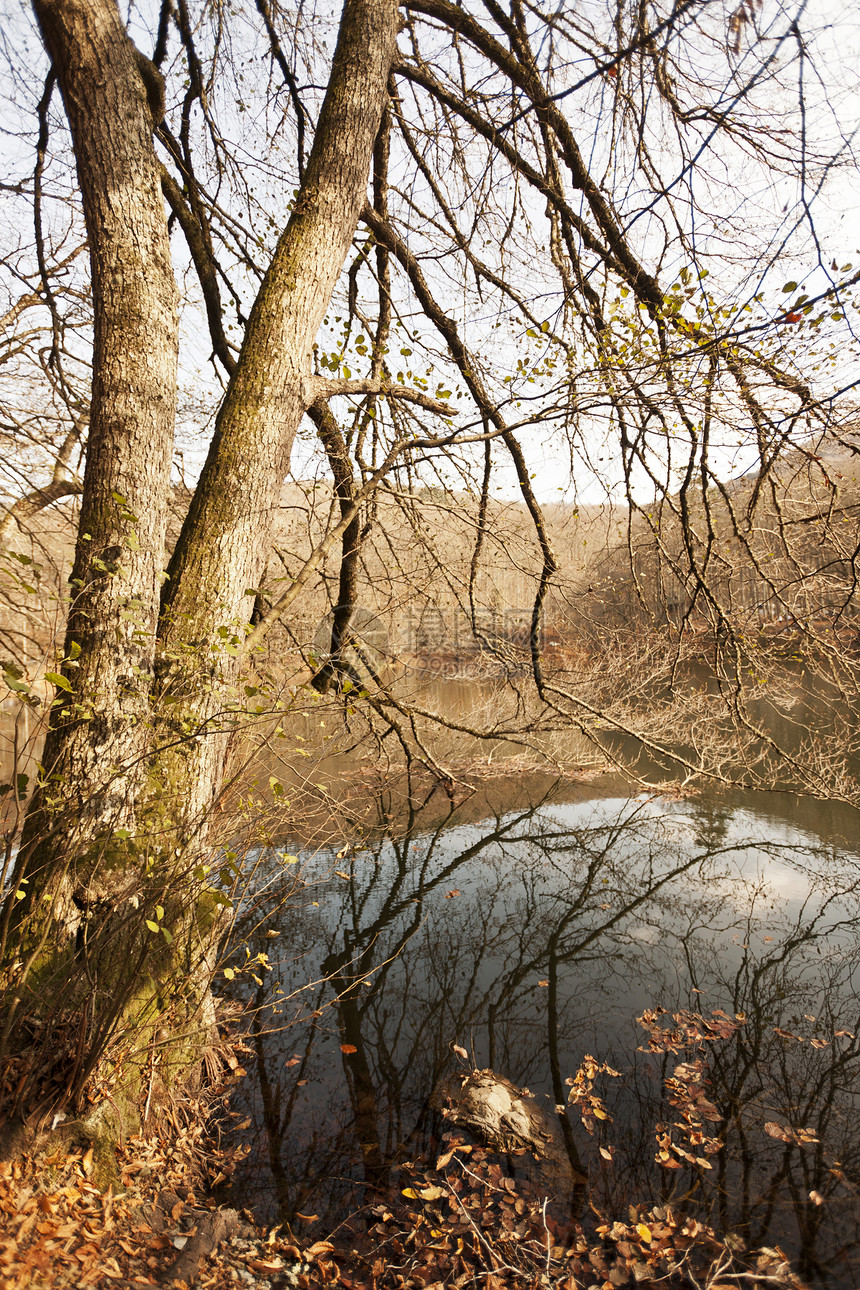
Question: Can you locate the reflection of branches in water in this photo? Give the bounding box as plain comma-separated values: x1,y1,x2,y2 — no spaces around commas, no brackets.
612,853,860,1283
224,788,860,1280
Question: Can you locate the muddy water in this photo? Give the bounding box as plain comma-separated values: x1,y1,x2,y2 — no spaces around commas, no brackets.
222,777,860,1288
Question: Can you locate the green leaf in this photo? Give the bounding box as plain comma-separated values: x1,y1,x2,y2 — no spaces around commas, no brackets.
156,904,164,921
223,967,235,980
161,926,174,945
44,672,72,692
145,920,159,933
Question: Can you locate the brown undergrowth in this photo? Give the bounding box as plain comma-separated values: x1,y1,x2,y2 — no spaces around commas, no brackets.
0,1131,808,1290
318,1136,808,1290
0,1003,266,1288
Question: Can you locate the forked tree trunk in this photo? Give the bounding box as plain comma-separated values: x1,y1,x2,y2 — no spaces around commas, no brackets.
13,0,398,907
2,0,399,1092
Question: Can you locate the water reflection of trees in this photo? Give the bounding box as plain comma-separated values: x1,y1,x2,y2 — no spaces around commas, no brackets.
226,790,860,1285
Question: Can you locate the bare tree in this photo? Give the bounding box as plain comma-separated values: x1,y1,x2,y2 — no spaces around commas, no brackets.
0,0,858,1107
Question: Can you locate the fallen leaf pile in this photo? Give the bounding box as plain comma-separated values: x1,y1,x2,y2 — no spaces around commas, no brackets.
0,1116,813,1290
3,1108,822,1290
0,1009,275,1289
0,1114,260,1288
0,1147,127,1287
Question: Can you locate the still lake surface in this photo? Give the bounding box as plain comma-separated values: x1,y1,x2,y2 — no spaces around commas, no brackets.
223,776,860,1287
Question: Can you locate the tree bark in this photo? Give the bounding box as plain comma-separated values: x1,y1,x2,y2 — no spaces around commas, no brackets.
16,0,178,910
307,401,364,694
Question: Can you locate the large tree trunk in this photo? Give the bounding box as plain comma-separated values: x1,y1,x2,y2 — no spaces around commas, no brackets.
158,0,399,821
0,0,399,1104
13,0,178,931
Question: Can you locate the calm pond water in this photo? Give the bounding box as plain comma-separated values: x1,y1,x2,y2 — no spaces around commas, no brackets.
222,777,860,1288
